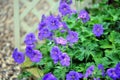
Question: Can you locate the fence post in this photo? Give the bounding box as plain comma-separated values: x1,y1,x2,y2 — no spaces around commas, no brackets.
14,0,20,50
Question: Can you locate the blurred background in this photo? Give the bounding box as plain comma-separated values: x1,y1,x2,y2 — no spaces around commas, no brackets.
0,0,96,79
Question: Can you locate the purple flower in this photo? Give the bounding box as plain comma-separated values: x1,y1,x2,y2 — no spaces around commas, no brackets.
84,65,94,78
59,2,72,16
38,21,47,31
25,46,34,58
50,46,61,64
115,62,120,77
60,0,72,5
47,15,59,30
98,64,105,77
24,33,37,45
59,53,70,67
59,22,70,33
41,14,46,22
66,31,78,43
38,28,52,40
30,50,42,62
107,68,119,80
12,48,25,64
92,24,104,37
78,9,90,23
54,37,67,45
42,73,57,80
66,71,82,80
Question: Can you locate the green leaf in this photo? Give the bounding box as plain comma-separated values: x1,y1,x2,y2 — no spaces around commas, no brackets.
99,39,113,49
108,31,116,43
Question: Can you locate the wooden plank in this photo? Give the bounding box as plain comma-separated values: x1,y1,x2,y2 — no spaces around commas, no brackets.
14,0,20,50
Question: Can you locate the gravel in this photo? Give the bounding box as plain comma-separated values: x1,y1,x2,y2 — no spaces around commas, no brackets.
0,0,21,79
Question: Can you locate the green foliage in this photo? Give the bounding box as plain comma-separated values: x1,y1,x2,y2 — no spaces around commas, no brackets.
21,0,120,80
18,71,32,79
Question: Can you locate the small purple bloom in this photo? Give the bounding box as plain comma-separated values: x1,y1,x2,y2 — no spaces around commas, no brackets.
66,71,82,80
25,46,34,58
92,24,104,37
59,2,72,16
30,50,42,62
42,73,57,80
47,15,59,30
115,62,120,77
59,22,70,32
38,21,47,31
107,68,119,80
24,33,37,45
60,53,70,66
66,31,78,43
98,64,105,77
38,28,52,40
78,9,90,23
12,48,25,64
60,0,72,5
84,65,94,78
54,37,67,45
41,14,46,22
50,46,61,64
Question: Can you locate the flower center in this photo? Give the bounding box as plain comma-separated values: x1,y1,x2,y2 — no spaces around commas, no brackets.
96,28,100,32
63,7,67,11
80,13,86,19
71,75,75,79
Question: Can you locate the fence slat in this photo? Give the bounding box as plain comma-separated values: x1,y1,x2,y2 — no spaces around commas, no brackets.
14,0,20,50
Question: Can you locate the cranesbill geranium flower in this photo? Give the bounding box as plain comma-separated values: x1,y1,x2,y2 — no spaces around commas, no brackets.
42,73,57,80
107,68,119,80
60,0,72,5
78,9,90,23
98,64,105,77
54,37,67,45
50,46,61,64
59,2,71,16
24,33,37,45
47,15,59,30
30,50,42,62
38,28,52,40
38,21,47,31
38,14,47,31
12,48,25,64
115,62,120,78
25,46,34,58
60,53,70,66
66,71,83,80
92,24,104,37
84,65,94,78
66,31,78,43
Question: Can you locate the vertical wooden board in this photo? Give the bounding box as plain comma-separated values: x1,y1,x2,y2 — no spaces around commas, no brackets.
14,0,20,50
